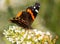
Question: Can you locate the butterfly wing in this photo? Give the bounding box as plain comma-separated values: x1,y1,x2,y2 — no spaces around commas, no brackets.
10,3,40,29
10,11,32,29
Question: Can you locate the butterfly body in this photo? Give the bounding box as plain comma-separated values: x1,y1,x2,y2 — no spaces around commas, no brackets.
10,3,40,29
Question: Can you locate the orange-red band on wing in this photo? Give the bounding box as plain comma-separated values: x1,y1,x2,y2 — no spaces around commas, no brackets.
27,9,35,20
16,11,22,18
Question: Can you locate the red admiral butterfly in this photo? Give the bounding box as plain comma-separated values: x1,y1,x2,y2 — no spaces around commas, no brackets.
10,3,40,29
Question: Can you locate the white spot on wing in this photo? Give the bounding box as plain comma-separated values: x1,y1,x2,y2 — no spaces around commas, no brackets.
35,9,38,13
34,6,36,9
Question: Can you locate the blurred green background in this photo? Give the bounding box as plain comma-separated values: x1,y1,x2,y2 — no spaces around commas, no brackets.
0,0,60,44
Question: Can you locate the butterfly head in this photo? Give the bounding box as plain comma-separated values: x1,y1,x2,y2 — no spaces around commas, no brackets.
26,3,40,18
33,3,40,13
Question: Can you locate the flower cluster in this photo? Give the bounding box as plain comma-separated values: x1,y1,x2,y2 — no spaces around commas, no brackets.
3,26,58,44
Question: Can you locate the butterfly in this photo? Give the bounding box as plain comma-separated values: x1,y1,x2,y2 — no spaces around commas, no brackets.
10,3,40,29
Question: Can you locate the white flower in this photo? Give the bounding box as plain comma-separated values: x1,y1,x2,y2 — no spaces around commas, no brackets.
15,30,20,33
38,36,43,40
16,41,21,44
33,29,37,32
44,42,48,44
5,35,8,37
20,37,24,43
8,38,13,42
3,33,6,35
29,30,32,34
15,37,19,41
3,31,9,35
23,31,28,39
30,34,34,36
50,35,52,41
22,42,26,44
12,26,16,29
3,26,57,44
38,31,45,35
4,30,7,33
33,37,37,41
46,31,50,35
22,29,25,32
27,35,31,39
9,26,15,30
26,41,31,44
34,39,38,42
35,32,39,35
12,41,15,43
